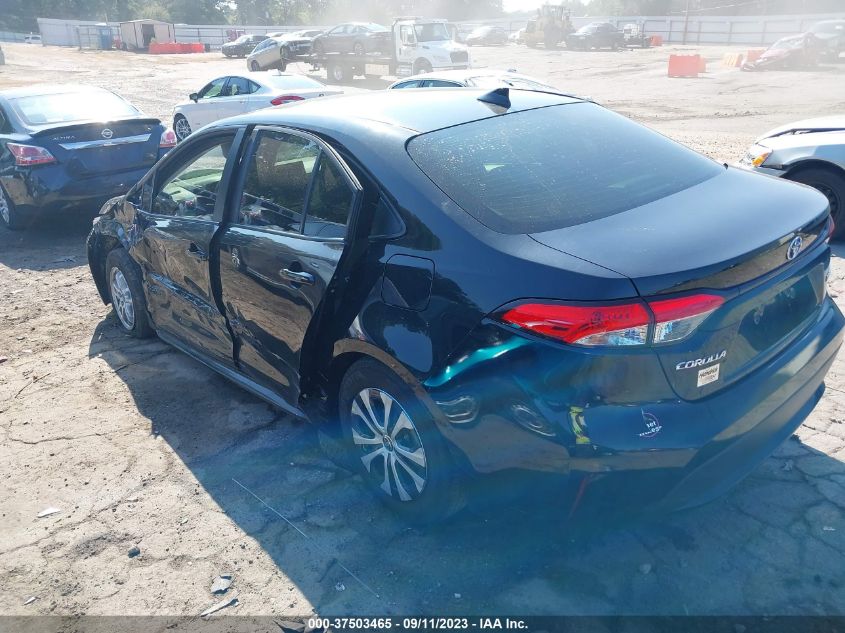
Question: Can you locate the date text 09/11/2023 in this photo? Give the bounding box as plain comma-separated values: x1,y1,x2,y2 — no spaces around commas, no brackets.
306,617,529,630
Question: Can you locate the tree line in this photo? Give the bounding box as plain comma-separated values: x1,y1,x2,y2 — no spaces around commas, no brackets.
1,0,840,33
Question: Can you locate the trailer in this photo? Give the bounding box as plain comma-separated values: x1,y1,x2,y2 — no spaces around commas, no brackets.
282,18,470,83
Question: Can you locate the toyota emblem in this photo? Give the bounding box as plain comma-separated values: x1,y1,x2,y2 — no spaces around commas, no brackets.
101,128,114,140
786,236,803,261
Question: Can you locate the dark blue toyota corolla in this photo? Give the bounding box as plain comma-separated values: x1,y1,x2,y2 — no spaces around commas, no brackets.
0,84,175,230
87,88,843,523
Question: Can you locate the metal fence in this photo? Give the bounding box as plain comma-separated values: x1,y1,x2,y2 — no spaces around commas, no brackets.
35,12,845,48
457,12,844,45
0,30,31,43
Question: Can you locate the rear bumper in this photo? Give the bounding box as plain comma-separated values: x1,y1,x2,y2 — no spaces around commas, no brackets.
424,296,844,518
1,164,153,214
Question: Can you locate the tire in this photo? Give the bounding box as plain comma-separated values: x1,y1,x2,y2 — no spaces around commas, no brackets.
413,59,432,75
788,167,845,239
338,359,465,523
0,184,28,231
173,114,192,142
105,248,154,338
353,41,364,56
327,62,348,84
249,60,260,71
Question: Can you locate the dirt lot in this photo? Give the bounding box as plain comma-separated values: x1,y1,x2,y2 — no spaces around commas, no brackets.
1,41,845,619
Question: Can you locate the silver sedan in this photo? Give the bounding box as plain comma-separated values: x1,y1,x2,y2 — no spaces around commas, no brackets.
739,116,845,237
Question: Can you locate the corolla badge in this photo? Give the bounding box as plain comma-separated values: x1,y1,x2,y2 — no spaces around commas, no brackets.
786,235,803,261
675,350,727,371
101,128,114,140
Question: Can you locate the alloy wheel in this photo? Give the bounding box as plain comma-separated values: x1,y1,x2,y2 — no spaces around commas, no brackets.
350,388,428,502
0,187,9,225
174,117,191,141
109,267,135,330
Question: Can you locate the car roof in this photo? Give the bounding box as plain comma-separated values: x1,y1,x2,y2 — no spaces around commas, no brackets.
213,88,582,136
0,83,114,99
394,68,550,85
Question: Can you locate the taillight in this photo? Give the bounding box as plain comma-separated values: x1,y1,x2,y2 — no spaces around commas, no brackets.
7,142,56,166
270,95,304,106
498,293,724,347
649,294,724,344
501,302,651,346
159,128,177,148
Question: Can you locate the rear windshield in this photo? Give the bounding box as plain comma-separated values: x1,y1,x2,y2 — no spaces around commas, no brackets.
407,102,721,234
11,91,139,126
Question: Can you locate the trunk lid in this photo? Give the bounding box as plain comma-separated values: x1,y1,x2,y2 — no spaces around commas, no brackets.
32,118,162,177
530,168,831,400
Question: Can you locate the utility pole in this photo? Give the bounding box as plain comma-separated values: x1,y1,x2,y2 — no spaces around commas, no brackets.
682,0,691,45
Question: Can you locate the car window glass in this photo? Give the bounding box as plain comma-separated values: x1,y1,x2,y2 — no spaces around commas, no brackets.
199,78,226,99
423,80,462,87
238,130,319,232
408,103,721,234
248,80,261,94
152,140,231,219
303,154,354,238
0,107,10,133
393,80,420,89
227,76,250,96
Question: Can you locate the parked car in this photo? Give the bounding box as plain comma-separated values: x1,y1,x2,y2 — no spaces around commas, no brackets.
566,22,625,50
0,44,4,65
222,34,268,58
311,22,391,57
738,115,845,236
172,72,340,141
247,30,324,71
388,69,557,91
465,26,508,46
87,88,842,523
742,33,821,70
807,19,845,61
0,84,175,230
24,34,42,45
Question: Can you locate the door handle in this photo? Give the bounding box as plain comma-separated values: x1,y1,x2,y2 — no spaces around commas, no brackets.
187,242,208,261
280,268,314,285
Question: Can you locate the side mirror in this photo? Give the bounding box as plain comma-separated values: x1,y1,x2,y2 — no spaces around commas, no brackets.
189,92,198,102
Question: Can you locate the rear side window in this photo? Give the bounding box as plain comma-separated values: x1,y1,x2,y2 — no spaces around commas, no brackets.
303,155,354,238
226,76,251,96
407,103,721,234
238,130,319,232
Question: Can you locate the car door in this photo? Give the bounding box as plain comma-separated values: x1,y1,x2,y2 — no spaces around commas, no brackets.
215,127,359,403
329,25,354,52
189,77,228,129
215,76,251,120
128,127,245,366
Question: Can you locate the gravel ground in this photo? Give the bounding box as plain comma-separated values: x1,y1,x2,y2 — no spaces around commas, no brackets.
1,41,844,618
